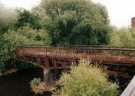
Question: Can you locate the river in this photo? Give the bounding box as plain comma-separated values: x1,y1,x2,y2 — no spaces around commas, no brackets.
0,68,51,96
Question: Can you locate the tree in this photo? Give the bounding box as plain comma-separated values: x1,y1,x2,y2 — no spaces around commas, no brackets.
54,60,118,96
109,28,135,48
0,26,52,70
15,9,43,30
40,0,110,45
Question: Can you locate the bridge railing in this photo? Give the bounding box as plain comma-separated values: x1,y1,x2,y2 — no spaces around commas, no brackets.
16,46,135,57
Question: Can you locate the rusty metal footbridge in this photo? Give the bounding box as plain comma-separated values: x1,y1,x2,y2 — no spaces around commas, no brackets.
15,45,135,89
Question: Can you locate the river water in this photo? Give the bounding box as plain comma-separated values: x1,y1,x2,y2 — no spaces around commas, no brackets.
0,68,51,96
0,67,133,96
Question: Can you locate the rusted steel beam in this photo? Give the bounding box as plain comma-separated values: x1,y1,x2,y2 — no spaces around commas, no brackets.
15,46,135,92
16,46,135,67
15,46,135,88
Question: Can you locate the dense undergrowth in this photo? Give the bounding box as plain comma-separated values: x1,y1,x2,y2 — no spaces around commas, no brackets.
53,60,118,96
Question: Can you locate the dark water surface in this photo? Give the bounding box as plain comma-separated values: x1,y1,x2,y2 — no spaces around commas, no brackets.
0,67,132,96
0,68,51,96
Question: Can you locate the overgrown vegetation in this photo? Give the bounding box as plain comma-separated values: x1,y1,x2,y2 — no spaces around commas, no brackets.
30,78,43,94
1,0,133,95
53,60,118,96
0,9,52,70
109,28,135,47
0,26,51,69
0,0,134,76
40,0,111,45
0,0,112,70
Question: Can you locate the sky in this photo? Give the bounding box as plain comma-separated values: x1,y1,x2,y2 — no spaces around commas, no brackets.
0,0,135,28
94,0,135,28
0,0,40,10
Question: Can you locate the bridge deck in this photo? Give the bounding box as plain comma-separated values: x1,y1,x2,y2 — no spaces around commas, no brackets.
16,46,135,68
15,46,135,91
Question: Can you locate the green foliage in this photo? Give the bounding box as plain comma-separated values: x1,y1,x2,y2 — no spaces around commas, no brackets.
0,0,113,70
0,5,52,70
31,78,41,87
40,0,110,45
30,78,45,94
109,28,135,47
0,26,52,70
15,9,43,29
30,78,42,94
54,60,118,96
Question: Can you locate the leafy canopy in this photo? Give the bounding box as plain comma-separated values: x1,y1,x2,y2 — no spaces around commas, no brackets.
15,9,43,30
40,0,110,45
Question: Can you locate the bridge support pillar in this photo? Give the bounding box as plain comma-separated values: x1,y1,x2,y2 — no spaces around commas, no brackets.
43,68,53,84
43,68,50,82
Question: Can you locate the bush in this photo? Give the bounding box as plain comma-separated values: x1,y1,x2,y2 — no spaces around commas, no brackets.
0,26,52,70
109,28,135,48
54,60,118,96
31,78,41,87
30,78,43,94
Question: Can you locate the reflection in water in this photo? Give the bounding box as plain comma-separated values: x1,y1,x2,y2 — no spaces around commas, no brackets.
0,67,133,96
0,68,51,96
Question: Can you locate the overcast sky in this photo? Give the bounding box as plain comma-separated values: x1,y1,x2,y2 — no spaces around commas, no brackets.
0,0,135,28
1,0,40,10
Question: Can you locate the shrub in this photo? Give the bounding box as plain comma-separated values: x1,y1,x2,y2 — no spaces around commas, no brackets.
109,28,135,48
30,78,43,94
31,78,41,88
0,26,52,70
54,60,118,96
